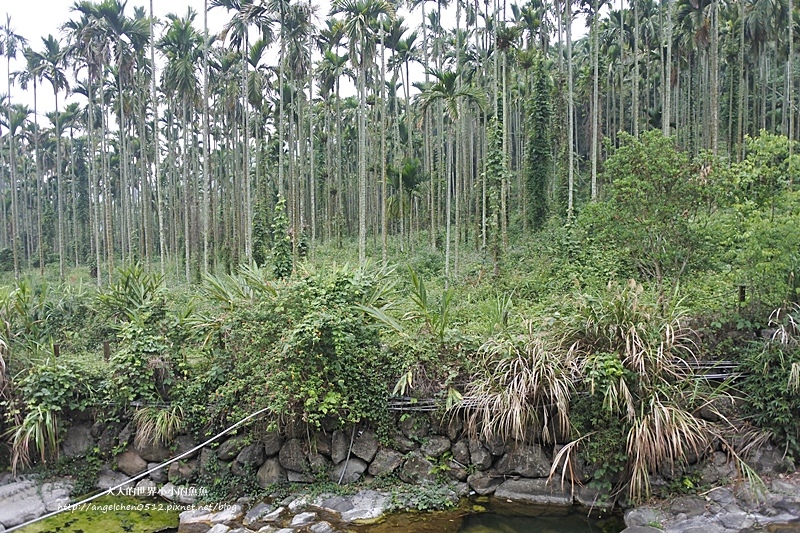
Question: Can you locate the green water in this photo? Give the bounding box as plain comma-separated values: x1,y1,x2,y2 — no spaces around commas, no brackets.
15,495,179,533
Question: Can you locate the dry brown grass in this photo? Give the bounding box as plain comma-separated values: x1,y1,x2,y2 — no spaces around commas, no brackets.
459,320,575,444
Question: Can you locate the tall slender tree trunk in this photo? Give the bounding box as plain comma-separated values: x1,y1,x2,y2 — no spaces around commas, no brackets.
591,0,599,199
151,0,166,276
633,0,639,137
55,90,65,279
663,0,672,136
203,0,210,274
710,0,719,155
358,60,367,264
567,0,575,218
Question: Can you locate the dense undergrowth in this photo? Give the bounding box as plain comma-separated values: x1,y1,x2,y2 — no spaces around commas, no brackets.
0,131,799,504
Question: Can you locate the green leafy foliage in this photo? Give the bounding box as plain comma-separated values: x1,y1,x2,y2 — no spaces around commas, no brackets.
739,304,800,459
203,266,399,433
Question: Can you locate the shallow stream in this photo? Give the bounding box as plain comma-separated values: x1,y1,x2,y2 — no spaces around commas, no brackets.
16,496,624,533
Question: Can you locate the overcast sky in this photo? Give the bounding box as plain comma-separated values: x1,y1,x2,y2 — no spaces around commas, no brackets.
2,1,587,126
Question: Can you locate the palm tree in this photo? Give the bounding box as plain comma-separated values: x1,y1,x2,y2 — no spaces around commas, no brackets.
332,0,396,264
32,35,70,279
419,68,485,282
16,48,46,275
159,8,203,283
1,16,28,279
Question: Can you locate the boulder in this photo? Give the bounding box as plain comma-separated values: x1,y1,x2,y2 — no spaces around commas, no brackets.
168,460,199,484
97,423,122,454
309,521,335,533
482,435,505,456
96,468,133,490
446,460,468,482
421,436,451,458
134,438,172,463
368,448,404,476
494,478,572,506
290,512,317,527
160,482,200,504
330,457,368,484
331,430,349,464
495,443,550,478
287,470,313,483
217,436,247,461
620,528,664,533
278,439,309,473
263,433,284,457
398,452,436,484
243,503,283,528
175,435,199,459
468,439,493,471
148,462,168,483
338,490,390,523
116,450,148,477
237,444,266,467
399,415,430,440
257,458,287,488
351,429,379,462
624,507,666,528
467,470,503,495
451,440,470,465
62,423,94,458
308,452,331,474
392,432,418,453
311,432,331,457
669,496,706,518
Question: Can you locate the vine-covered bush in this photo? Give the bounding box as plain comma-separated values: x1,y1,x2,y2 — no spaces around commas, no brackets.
197,267,400,434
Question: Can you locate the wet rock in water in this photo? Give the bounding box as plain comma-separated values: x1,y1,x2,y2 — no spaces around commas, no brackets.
351,429,380,462
368,448,404,476
467,470,503,495
421,436,451,458
309,521,336,533
398,452,436,484
330,457,368,484
338,490,390,523
290,511,317,526
243,503,283,528
494,478,572,506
